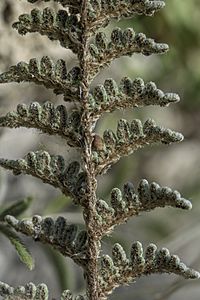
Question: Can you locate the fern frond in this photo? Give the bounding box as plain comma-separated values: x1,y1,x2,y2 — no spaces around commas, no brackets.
87,0,165,34
5,215,88,266
60,290,88,300
0,103,82,147
0,152,87,202
98,242,200,298
12,8,82,53
26,0,165,25
88,28,168,80
0,0,199,298
27,0,81,9
93,119,183,174
96,179,192,237
88,77,180,119
61,290,87,300
0,57,81,101
0,281,48,300
0,281,86,300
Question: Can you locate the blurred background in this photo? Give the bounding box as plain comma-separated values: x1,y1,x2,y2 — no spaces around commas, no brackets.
0,0,200,299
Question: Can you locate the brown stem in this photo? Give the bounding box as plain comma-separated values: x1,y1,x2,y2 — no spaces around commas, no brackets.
79,1,100,299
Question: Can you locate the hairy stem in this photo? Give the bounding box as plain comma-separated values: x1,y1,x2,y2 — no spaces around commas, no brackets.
79,1,100,299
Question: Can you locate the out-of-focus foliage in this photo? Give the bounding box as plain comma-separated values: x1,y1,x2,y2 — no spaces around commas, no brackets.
0,197,34,270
